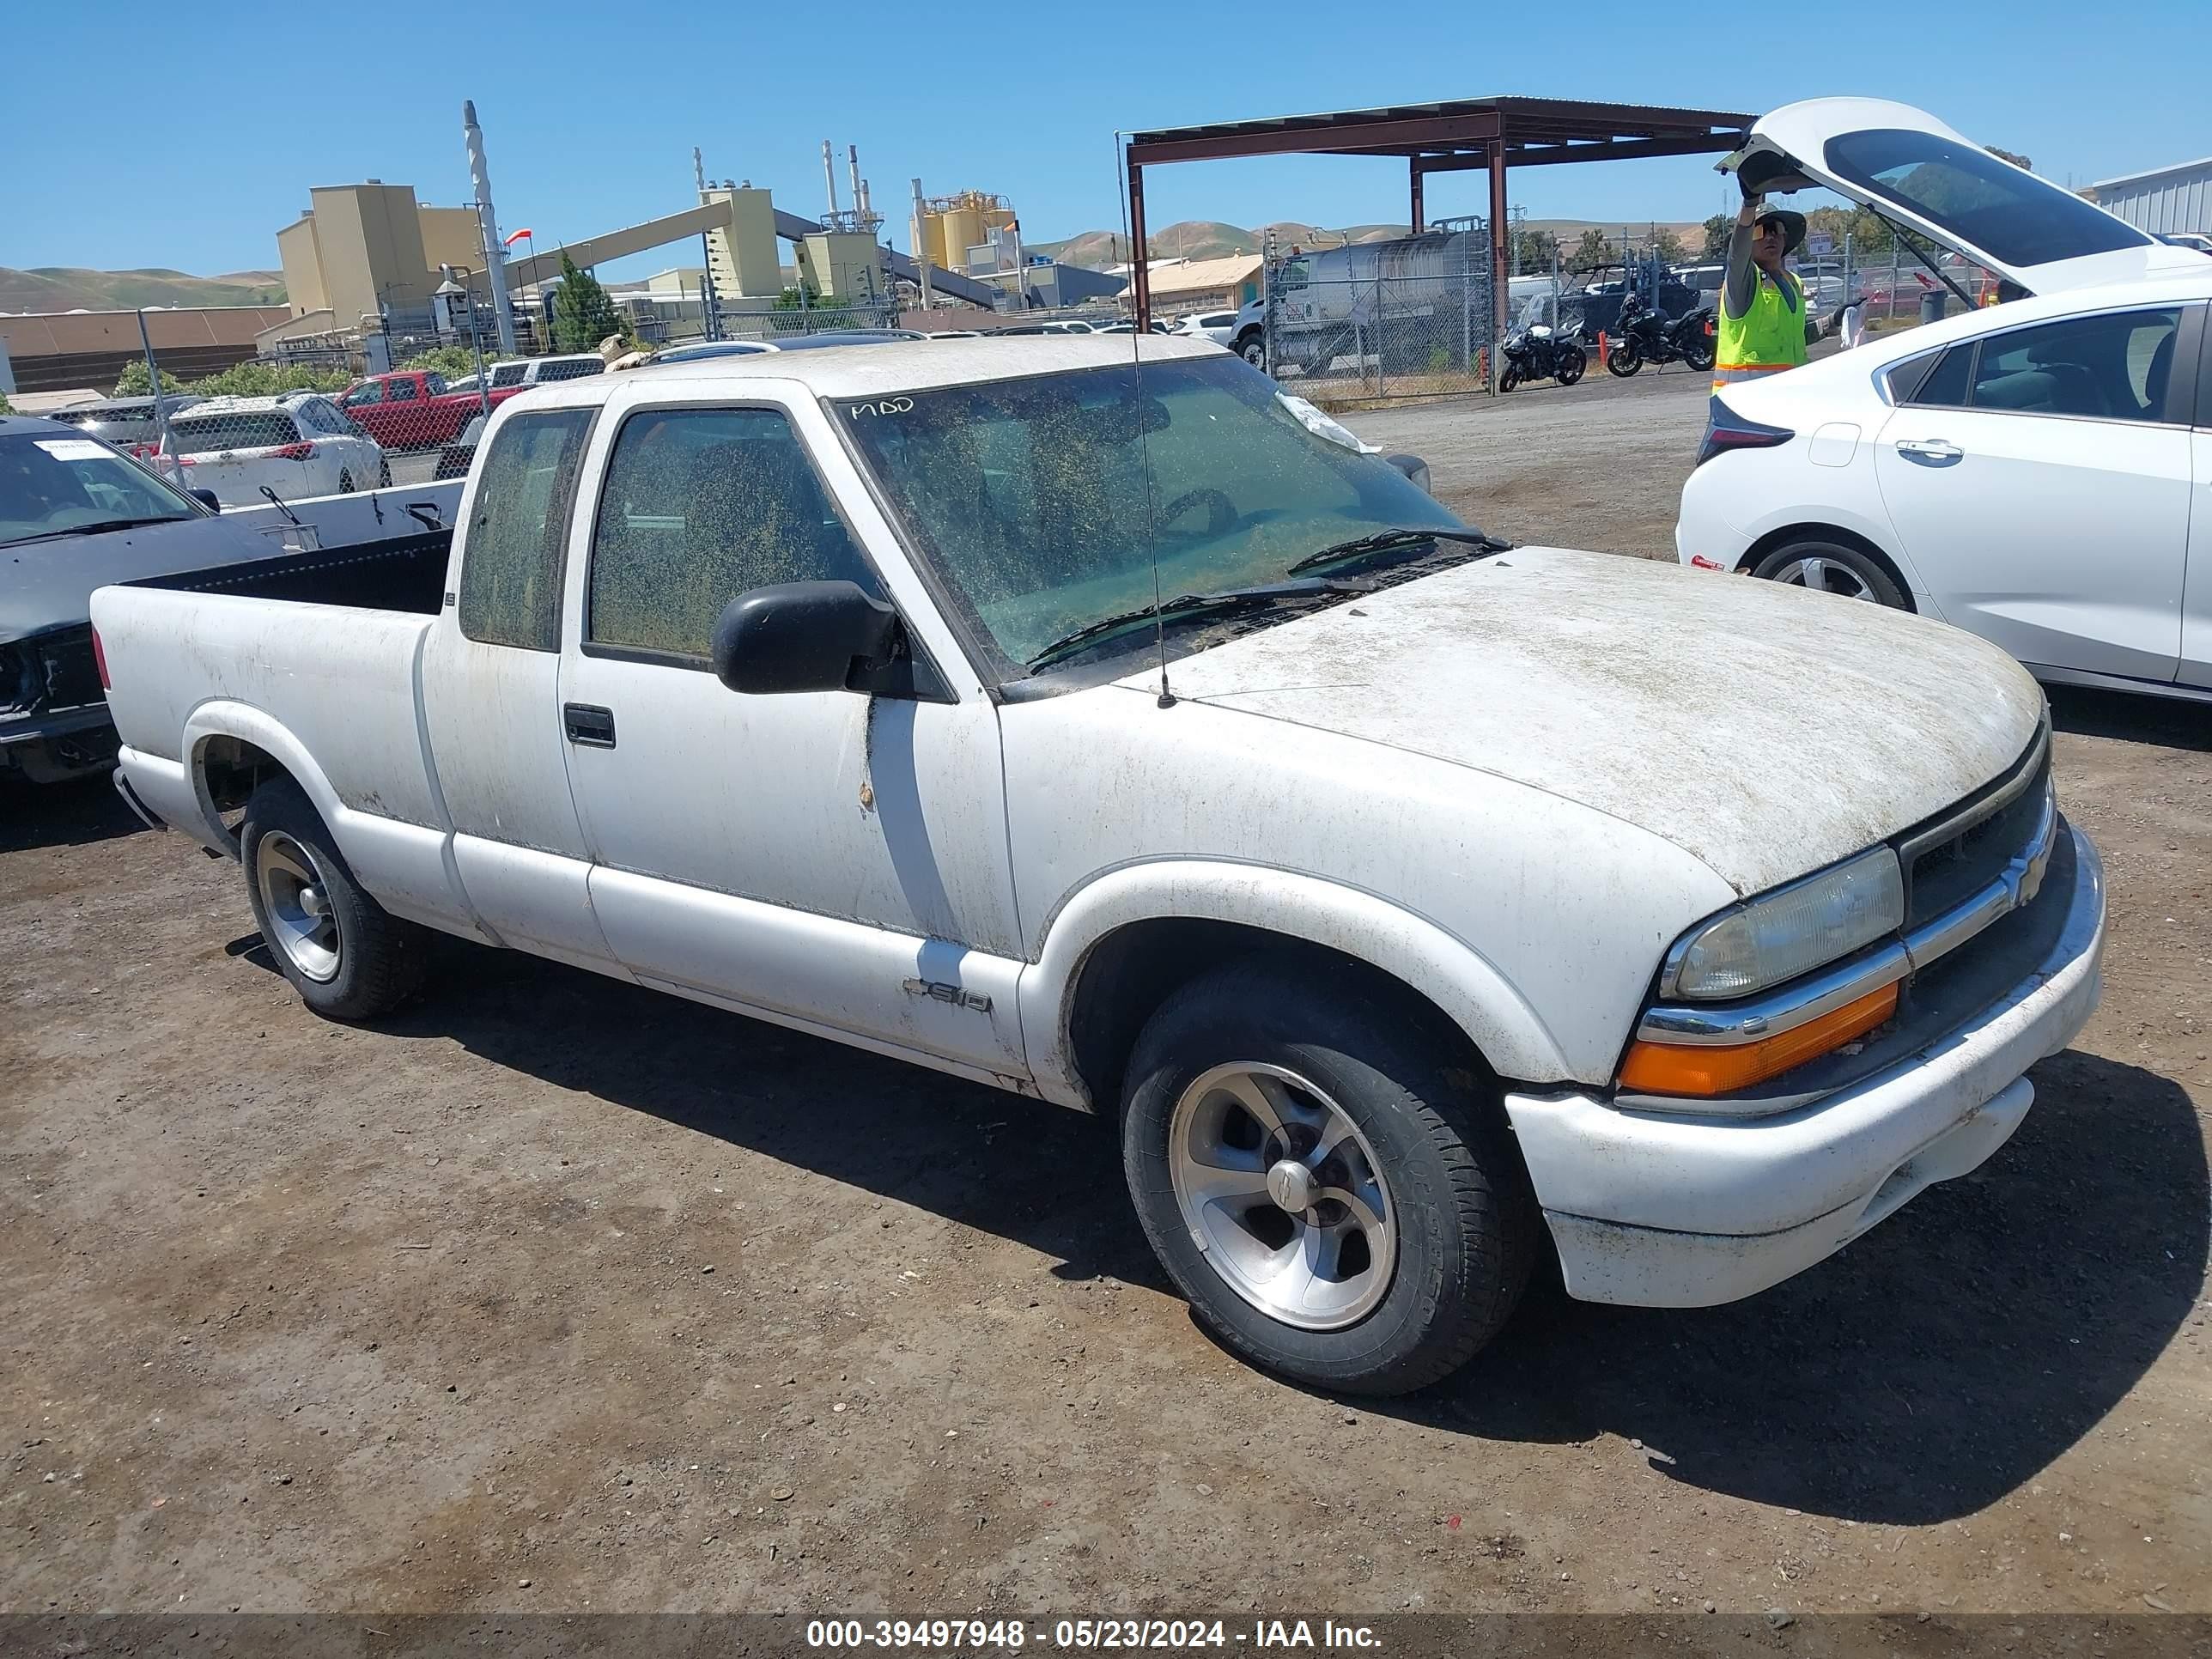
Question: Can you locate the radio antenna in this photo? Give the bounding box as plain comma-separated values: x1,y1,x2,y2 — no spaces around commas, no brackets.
1115,131,1173,709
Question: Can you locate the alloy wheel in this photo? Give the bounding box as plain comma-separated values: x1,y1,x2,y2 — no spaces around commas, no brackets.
254,830,343,982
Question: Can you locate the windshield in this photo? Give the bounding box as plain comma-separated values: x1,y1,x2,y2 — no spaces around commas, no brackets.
1825,129,2148,270
835,356,1462,672
167,410,300,453
0,431,201,546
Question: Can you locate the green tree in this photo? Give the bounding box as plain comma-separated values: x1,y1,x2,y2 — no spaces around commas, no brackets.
112,359,188,397
1570,228,1613,272
550,251,624,353
1648,228,1687,265
1701,214,1733,258
1510,228,1559,271
1987,146,2032,171
399,343,488,379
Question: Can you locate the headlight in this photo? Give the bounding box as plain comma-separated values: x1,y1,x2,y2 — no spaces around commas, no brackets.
1664,846,1905,1000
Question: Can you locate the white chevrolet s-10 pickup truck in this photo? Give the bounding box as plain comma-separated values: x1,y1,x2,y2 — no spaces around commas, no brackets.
92,336,2104,1394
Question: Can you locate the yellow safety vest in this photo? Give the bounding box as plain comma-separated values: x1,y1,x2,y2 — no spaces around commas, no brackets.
1713,268,1808,393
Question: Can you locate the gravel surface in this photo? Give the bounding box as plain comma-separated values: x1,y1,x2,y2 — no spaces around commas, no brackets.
4,372,2207,1619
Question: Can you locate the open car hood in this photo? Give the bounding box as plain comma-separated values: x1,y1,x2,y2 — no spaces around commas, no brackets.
1723,98,2203,295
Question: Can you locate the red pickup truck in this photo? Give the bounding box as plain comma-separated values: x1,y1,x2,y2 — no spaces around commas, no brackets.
333,371,501,451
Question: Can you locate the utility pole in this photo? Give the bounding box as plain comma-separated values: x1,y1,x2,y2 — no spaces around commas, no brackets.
462,100,519,356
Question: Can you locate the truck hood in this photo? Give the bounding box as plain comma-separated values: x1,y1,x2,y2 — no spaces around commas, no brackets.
1,514,273,643
1119,549,2043,896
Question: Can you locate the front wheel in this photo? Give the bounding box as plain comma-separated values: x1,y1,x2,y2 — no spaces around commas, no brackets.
1237,332,1267,368
1120,959,1538,1395
1553,343,1586,386
241,777,429,1020
1498,364,1520,392
1751,538,1908,608
1605,337,1643,376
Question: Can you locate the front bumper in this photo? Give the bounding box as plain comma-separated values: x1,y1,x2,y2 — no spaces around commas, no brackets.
1504,824,2105,1308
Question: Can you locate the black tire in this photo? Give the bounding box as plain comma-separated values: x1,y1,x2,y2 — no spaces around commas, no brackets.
377,457,392,488
1498,365,1519,392
240,776,428,1020
1751,537,1909,609
1605,337,1643,377
336,469,355,494
1120,957,1538,1395
1553,344,1587,386
1683,334,1716,373
1237,331,1267,368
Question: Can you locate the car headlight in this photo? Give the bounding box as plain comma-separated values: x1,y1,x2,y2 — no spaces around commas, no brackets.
1663,846,1905,1001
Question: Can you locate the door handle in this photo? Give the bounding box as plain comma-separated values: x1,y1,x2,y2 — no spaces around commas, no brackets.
563,703,617,748
1895,438,1963,465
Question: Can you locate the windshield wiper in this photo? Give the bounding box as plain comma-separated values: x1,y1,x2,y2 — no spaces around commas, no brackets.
1285,526,1509,578
1024,578,1354,671
1,516,190,548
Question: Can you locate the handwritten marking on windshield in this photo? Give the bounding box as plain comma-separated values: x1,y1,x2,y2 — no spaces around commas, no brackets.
848,397,915,418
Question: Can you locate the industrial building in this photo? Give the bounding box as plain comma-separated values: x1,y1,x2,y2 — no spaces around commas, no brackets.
274,183,489,338
2092,155,2212,240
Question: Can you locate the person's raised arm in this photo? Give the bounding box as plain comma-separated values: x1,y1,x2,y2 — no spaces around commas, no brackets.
1723,194,1759,319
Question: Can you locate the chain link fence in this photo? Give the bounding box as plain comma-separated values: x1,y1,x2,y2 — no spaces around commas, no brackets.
1260,227,1495,402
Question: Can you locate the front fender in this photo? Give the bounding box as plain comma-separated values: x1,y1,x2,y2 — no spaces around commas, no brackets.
1018,858,1574,1110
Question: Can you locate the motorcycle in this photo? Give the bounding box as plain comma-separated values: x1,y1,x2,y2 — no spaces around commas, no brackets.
1498,323,1587,392
1604,291,1717,377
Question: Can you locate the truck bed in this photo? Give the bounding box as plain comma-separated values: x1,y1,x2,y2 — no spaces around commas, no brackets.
131,526,451,614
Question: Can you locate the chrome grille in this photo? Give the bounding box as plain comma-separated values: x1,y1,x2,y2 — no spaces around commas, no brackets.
1897,727,2051,932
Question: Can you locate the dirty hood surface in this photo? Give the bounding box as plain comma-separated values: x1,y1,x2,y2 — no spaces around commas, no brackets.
1121,549,2043,896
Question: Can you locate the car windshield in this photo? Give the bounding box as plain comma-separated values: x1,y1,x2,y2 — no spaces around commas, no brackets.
167,410,299,453
835,356,1464,672
0,430,201,546
1824,129,2149,270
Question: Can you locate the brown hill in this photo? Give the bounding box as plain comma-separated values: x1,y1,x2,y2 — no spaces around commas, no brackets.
0,266,287,313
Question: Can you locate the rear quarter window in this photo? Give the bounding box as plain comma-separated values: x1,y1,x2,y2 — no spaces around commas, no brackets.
457,408,595,651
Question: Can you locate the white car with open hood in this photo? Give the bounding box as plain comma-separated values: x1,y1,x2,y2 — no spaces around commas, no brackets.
93,335,2103,1395
1681,99,2212,703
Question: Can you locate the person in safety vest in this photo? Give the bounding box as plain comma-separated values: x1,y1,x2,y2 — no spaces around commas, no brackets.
1714,195,1857,393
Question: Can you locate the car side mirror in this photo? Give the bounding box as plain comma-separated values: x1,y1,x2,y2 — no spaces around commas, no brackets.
713,580,904,696
189,489,222,512
1382,453,1431,495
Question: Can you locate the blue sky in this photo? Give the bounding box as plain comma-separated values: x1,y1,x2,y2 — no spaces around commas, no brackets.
4,0,2205,283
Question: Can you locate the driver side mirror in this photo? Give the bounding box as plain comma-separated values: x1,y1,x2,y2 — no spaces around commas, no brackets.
188,489,222,512
713,580,904,696
1382,453,1431,495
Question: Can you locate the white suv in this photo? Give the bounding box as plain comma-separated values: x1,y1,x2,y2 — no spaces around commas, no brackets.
161,395,386,507
483,353,607,391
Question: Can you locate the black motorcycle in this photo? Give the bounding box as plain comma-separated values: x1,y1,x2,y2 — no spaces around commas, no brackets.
1604,291,1717,377
1498,323,1586,392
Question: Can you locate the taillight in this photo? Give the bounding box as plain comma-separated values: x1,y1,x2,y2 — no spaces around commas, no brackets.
1695,396,1794,467
270,441,316,460
92,626,111,691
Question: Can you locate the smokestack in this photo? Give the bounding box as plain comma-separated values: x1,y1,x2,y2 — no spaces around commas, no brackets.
848,145,863,217
910,178,931,305
860,179,872,216
822,140,839,217
461,100,518,355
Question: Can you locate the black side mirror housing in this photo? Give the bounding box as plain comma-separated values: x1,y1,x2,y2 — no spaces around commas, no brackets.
713,580,903,696
189,489,222,512
1382,453,1431,495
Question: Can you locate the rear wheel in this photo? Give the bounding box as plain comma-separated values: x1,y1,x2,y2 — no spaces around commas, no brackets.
377,457,392,488
1553,343,1586,386
241,778,428,1020
1605,337,1643,376
1751,537,1908,608
336,469,355,493
1683,332,1716,373
1237,332,1267,368
1120,958,1537,1395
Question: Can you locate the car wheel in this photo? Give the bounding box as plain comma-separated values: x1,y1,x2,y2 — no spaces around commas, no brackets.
1120,957,1538,1395
241,777,428,1020
336,469,355,493
1752,538,1907,608
1554,345,1587,386
377,458,392,489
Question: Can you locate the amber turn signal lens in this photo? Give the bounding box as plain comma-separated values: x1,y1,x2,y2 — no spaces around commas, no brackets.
1619,981,1899,1097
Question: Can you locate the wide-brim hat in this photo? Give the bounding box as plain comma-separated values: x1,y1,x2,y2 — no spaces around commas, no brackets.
1755,209,1808,256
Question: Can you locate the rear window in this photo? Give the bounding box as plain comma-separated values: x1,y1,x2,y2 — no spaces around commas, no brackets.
167,410,301,453
1825,130,2149,270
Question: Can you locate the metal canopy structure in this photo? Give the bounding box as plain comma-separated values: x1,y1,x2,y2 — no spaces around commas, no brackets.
1123,97,1754,337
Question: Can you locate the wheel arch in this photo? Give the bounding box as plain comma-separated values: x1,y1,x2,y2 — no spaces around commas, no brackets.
1021,861,1573,1115
1739,520,1919,612
181,702,349,858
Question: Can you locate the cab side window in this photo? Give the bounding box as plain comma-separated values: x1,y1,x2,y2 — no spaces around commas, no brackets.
586,407,876,660
457,409,594,651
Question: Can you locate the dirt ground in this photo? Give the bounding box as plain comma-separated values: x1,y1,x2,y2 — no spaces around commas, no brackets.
4,371,2208,1622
